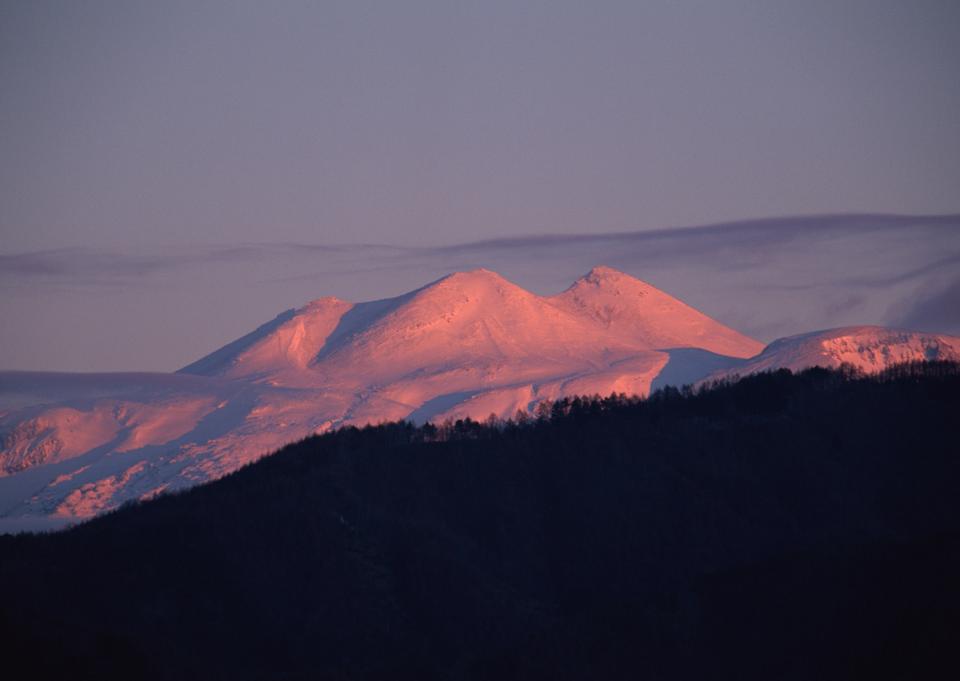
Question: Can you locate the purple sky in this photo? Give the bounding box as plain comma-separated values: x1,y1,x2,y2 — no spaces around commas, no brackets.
2,2,959,371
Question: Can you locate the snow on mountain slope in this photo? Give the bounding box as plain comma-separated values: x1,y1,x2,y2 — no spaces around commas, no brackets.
0,372,235,474
707,326,960,381
10,268,951,532
0,375,356,528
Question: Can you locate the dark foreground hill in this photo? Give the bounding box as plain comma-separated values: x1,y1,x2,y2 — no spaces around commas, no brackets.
2,362,959,680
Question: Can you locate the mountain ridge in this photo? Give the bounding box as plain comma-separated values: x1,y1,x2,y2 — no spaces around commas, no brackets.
2,266,958,531
181,266,762,387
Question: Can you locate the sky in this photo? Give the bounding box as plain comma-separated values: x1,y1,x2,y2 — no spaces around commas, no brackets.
1,1,959,371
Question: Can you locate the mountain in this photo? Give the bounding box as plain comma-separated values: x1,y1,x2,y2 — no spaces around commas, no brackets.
1,267,956,532
707,326,960,382
175,266,764,426
180,267,762,385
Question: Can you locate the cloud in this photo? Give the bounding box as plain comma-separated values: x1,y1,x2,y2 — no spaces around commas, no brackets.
0,248,243,286
3,213,956,287
886,276,960,334
0,244,382,287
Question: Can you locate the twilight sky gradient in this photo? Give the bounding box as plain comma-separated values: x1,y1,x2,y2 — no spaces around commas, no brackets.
1,1,959,371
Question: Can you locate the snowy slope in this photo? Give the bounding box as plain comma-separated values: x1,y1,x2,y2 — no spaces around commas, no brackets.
707,326,960,382
1,268,953,531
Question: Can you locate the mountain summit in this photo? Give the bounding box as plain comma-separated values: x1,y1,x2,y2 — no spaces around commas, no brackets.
552,266,762,358
2,267,957,531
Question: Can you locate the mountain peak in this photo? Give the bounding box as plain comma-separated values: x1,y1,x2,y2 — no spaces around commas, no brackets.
436,268,511,286
414,268,523,300
570,265,659,293
552,267,764,358
301,295,349,311
584,265,630,281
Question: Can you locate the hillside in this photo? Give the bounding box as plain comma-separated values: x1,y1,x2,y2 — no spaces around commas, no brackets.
2,362,958,680
709,326,960,380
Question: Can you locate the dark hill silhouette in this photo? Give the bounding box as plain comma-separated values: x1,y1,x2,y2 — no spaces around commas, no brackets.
2,361,959,680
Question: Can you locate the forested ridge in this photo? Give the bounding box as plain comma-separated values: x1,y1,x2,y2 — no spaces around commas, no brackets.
2,362,959,680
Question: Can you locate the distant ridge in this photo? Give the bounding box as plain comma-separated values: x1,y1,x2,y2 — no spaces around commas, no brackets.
707,326,960,381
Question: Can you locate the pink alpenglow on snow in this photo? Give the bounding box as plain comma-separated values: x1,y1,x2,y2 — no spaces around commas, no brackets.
1,268,957,532
706,326,960,382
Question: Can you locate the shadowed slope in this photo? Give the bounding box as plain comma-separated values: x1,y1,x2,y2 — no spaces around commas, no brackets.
178,297,353,385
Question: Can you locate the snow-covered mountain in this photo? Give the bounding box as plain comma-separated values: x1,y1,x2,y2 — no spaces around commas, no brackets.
180,266,762,382
706,326,960,383
1,268,955,531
